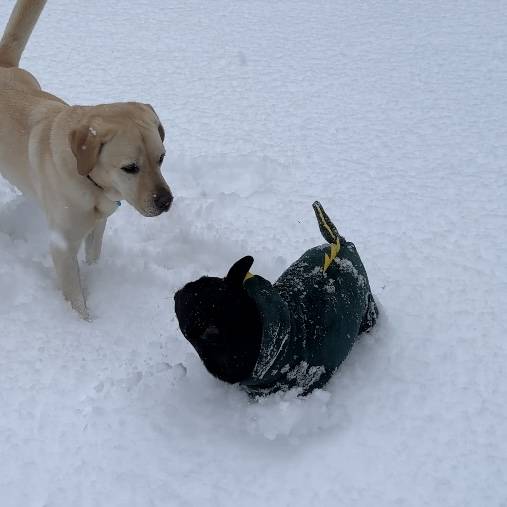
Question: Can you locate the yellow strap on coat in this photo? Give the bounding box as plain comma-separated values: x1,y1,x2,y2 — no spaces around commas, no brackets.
244,272,254,282
314,201,341,272
323,241,340,272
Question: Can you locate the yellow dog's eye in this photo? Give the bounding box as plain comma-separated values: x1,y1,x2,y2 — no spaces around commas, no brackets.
121,163,139,174
158,153,165,165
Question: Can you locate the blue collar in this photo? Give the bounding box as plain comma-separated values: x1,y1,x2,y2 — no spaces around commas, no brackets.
87,175,121,207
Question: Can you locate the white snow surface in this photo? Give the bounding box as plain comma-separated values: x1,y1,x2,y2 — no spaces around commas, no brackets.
1,1,506,506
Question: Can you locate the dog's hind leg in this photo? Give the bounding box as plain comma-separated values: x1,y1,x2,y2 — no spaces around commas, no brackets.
359,293,378,334
85,218,106,265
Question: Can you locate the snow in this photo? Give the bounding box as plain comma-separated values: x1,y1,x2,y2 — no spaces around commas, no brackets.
1,0,506,506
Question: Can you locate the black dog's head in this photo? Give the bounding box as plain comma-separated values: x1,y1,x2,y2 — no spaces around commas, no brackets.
174,256,262,384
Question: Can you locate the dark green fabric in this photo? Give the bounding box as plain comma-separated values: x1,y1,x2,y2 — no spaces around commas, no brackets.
241,240,377,396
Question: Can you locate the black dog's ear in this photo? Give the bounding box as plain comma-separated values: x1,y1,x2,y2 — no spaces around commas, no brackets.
225,256,254,286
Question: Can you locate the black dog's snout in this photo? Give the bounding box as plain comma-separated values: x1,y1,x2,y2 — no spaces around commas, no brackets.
154,190,173,212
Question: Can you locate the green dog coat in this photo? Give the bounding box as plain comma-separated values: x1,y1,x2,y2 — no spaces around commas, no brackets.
240,202,378,396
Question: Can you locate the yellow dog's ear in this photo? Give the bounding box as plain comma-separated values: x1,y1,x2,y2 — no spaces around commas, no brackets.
157,122,165,142
70,124,107,176
144,103,165,141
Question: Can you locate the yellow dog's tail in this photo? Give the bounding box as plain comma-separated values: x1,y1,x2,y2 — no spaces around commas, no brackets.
312,201,342,272
0,0,47,68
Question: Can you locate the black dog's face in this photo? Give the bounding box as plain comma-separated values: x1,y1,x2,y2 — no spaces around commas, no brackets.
174,256,262,384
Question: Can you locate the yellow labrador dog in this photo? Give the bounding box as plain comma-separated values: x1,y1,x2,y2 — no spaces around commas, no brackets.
0,0,173,319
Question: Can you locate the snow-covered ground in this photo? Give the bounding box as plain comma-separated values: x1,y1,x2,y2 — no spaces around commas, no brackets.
1,1,506,505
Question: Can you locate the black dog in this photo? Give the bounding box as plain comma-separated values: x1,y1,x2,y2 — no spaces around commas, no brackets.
174,256,262,384
174,202,378,396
